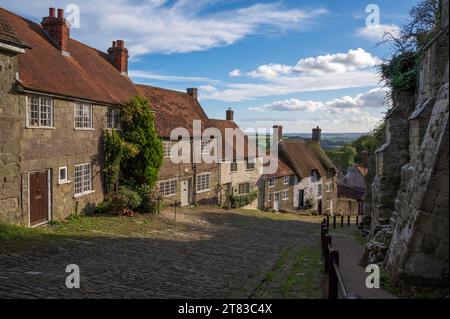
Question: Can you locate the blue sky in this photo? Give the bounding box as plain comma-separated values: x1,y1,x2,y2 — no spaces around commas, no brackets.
1,0,419,132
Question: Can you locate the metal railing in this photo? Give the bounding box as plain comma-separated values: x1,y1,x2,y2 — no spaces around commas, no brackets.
321,218,362,299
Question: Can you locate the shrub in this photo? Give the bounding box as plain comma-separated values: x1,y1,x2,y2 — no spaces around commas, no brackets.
108,186,142,213
120,96,163,188
230,190,258,209
93,200,112,214
134,184,165,214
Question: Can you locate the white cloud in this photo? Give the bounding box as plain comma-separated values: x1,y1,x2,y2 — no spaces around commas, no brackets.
203,70,379,102
199,85,217,93
1,0,327,56
229,69,242,77
129,70,217,83
248,87,387,112
203,49,381,102
356,24,401,41
244,48,379,80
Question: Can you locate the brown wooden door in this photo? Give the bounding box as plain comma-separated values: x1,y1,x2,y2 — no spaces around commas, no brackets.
30,171,49,226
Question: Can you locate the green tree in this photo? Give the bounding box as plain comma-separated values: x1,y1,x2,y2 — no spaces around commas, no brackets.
120,96,163,188
103,129,138,194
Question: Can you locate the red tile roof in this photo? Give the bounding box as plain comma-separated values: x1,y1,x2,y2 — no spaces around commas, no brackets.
207,118,258,160
0,7,140,105
136,84,209,138
0,9,27,48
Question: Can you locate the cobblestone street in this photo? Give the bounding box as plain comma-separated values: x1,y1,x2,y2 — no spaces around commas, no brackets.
0,208,323,298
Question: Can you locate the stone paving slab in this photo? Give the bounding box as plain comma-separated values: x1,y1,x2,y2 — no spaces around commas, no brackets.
0,208,321,299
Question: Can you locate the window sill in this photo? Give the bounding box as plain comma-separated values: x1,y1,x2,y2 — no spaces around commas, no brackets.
26,126,55,130
196,189,210,194
162,194,176,198
74,128,95,131
58,180,71,185
74,190,95,198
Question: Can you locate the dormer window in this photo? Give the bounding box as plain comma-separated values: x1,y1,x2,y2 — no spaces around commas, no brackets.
311,170,320,182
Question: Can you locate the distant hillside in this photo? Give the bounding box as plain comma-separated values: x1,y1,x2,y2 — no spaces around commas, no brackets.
248,132,368,151
285,133,367,150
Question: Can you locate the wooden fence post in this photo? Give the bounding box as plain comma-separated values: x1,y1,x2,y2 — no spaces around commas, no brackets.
356,215,359,226
326,215,330,228
333,215,336,229
324,235,332,272
347,215,350,226
328,250,339,299
340,215,344,227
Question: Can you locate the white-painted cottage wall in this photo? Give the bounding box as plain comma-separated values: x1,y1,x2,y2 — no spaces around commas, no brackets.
293,176,322,210
218,157,263,209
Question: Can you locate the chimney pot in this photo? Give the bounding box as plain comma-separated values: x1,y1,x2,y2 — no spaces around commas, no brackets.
226,108,234,121
187,88,198,100
107,39,129,76
42,8,70,53
312,126,321,144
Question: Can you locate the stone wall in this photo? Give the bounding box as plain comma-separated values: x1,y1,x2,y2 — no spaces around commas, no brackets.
0,50,22,224
19,94,107,224
260,175,295,212
362,0,449,283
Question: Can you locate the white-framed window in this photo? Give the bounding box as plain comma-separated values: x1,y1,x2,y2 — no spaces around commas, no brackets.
283,190,289,200
107,107,120,129
230,160,238,172
238,183,250,195
74,103,93,129
283,176,290,185
27,96,53,128
245,158,255,170
58,166,69,184
196,173,210,192
163,141,173,158
326,181,332,192
159,179,177,197
268,177,275,188
74,163,92,196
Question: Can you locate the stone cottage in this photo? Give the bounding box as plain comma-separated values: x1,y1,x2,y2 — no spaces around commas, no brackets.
0,7,236,225
337,161,367,215
136,85,219,207
208,109,264,209
0,7,140,226
260,125,338,214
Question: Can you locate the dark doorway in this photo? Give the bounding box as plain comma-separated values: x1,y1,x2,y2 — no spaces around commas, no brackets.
298,189,305,208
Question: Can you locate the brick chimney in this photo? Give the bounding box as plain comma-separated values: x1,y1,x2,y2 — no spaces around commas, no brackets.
226,108,234,121
107,40,129,76
41,8,70,54
273,125,283,143
312,126,321,144
187,88,198,100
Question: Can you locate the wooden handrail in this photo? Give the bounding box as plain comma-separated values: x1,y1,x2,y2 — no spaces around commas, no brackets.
320,218,362,299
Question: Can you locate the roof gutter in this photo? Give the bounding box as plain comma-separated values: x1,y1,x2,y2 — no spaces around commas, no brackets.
0,41,26,54
16,85,118,107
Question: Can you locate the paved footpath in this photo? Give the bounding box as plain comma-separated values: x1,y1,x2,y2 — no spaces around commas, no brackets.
332,235,398,299
0,209,321,299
